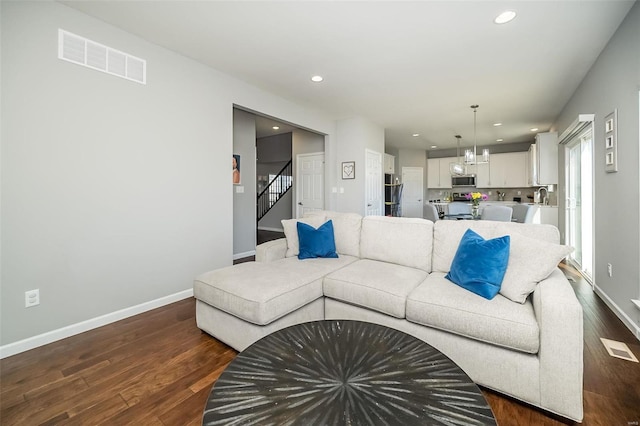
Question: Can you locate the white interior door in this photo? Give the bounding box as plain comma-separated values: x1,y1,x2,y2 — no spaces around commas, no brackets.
365,150,383,216
296,153,324,218
401,167,424,218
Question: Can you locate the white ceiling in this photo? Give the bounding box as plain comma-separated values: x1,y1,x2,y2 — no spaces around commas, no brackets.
60,0,634,151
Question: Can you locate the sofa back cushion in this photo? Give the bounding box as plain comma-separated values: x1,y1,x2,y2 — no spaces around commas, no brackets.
360,216,433,272
432,220,560,273
303,211,362,257
282,214,327,258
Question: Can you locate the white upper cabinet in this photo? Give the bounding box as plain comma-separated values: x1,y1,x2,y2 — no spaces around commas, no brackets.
529,132,558,185
427,157,454,189
475,163,490,188
429,152,529,189
384,153,395,174
439,158,455,188
476,152,528,188
502,152,529,188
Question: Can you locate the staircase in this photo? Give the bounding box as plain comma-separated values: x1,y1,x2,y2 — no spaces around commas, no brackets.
257,160,292,222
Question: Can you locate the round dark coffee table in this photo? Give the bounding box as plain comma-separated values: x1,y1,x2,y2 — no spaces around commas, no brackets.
203,320,496,425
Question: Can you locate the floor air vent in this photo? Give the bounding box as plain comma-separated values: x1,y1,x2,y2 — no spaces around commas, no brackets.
58,29,146,85
600,338,638,362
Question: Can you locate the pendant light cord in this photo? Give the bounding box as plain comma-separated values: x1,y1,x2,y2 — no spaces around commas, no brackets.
471,104,479,161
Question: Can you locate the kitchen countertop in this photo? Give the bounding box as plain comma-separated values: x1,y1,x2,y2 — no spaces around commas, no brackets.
429,201,557,207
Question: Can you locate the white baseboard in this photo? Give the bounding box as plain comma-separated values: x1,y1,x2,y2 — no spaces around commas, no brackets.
233,250,255,260
0,289,194,359
594,284,640,341
257,226,284,233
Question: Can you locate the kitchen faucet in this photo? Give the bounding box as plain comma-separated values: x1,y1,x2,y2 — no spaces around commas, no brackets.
537,187,548,205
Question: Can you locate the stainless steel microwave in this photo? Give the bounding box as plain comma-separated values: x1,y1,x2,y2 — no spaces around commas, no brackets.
451,175,476,187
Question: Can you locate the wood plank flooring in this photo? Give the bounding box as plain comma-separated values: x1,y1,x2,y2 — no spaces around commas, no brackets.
1,264,639,425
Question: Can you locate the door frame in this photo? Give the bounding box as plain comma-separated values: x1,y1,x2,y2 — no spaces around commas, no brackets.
564,127,594,285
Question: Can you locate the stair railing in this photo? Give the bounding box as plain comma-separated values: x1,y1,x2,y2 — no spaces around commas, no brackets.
257,160,293,222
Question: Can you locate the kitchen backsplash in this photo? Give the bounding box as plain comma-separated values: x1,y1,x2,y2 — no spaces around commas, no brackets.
427,187,558,206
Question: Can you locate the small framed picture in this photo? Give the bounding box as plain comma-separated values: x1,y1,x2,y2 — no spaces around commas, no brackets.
342,161,355,179
233,154,241,184
605,152,614,166
605,135,614,149
605,118,614,133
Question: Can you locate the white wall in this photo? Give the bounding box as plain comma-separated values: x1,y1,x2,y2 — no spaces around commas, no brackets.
0,1,335,349
233,109,257,256
554,2,640,338
335,117,384,214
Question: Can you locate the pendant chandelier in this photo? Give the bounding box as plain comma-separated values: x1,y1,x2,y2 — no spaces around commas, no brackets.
464,104,490,165
449,135,466,176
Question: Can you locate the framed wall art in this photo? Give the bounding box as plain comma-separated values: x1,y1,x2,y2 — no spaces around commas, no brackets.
233,154,241,184
341,161,355,179
604,110,618,173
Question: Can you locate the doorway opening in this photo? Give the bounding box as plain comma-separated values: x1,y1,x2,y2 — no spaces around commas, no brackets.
565,127,594,283
232,107,326,257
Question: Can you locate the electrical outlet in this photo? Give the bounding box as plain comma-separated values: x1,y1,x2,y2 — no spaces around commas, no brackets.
607,263,613,277
25,289,40,308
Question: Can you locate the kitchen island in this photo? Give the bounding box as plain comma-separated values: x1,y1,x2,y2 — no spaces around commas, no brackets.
427,201,558,226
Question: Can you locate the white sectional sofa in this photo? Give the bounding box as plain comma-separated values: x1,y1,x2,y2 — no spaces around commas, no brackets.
194,211,583,422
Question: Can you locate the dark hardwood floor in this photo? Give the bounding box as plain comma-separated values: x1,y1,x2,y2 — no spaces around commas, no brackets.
1,264,639,425
257,229,285,245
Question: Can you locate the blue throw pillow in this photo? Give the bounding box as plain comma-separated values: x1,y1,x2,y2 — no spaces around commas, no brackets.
297,220,339,260
445,229,510,300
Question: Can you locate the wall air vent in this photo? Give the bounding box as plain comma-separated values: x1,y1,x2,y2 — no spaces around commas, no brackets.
58,29,146,85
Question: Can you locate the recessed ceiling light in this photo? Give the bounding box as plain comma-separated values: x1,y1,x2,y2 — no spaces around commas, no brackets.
530,127,539,132
272,126,280,130
496,139,504,142
493,123,502,127
311,75,323,82
412,133,420,137
430,145,437,149
494,10,517,24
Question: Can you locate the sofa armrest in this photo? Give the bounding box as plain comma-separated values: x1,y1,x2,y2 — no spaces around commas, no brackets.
532,268,584,422
255,238,287,262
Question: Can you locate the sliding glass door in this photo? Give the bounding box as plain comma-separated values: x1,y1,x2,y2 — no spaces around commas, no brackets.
565,129,593,281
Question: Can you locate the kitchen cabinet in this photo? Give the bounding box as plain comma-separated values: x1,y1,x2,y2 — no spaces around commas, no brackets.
427,157,454,189
532,206,558,228
384,153,395,174
502,152,529,187
529,132,558,185
475,163,490,188
475,152,528,188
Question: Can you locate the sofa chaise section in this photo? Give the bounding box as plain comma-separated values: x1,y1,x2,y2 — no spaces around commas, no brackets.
194,255,357,350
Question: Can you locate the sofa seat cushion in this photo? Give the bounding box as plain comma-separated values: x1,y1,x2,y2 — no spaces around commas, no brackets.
323,259,428,318
194,255,357,325
406,272,540,354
